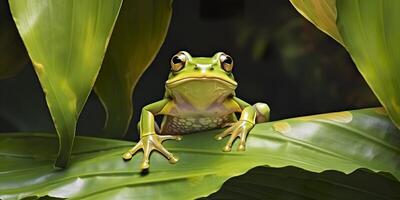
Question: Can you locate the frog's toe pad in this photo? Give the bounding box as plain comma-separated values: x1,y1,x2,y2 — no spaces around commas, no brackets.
215,136,223,140
223,145,232,152
168,155,179,164
122,152,133,161
141,161,150,170
237,144,246,151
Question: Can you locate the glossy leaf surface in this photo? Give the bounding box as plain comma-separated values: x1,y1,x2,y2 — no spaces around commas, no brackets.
336,0,400,129
289,0,400,129
0,0,28,79
0,108,399,199
8,0,123,167
289,0,344,45
94,0,172,138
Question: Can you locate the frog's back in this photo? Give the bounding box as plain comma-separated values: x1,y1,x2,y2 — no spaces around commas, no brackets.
160,114,236,135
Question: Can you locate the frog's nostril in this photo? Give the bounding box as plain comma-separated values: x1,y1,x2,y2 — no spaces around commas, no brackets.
194,65,200,70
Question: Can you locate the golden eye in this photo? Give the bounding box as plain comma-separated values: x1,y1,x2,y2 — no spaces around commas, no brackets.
170,53,187,72
220,54,233,72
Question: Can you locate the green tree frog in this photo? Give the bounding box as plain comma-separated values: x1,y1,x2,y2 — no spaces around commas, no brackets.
122,51,270,169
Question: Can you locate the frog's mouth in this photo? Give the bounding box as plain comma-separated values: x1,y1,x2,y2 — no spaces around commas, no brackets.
166,77,237,89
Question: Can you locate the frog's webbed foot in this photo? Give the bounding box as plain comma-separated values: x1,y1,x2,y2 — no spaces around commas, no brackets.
215,120,254,152
122,134,182,170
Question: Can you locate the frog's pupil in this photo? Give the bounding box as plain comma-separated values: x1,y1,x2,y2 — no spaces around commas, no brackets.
224,56,232,64
172,56,182,64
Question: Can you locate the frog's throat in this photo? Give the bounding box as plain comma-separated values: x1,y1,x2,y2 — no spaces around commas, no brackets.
166,77,237,89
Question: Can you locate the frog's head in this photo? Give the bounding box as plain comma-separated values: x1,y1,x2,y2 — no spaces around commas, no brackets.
165,51,238,109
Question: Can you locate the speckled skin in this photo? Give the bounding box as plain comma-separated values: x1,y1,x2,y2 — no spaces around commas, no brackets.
161,114,236,135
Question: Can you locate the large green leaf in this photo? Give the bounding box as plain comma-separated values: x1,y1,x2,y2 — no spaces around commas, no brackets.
8,0,123,167
289,0,400,129
336,0,400,130
0,108,399,199
289,0,344,45
0,0,28,79
94,0,172,138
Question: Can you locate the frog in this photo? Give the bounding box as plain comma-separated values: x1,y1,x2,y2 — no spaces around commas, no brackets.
122,51,270,170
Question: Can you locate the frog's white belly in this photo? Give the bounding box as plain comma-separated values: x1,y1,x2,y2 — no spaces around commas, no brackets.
160,114,236,135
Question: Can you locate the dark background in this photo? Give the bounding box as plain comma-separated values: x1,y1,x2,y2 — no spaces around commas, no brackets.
0,0,379,140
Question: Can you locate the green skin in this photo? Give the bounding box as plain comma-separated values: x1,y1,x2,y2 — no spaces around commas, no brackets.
122,51,270,169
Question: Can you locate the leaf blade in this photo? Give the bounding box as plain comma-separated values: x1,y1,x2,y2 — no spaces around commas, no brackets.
94,0,172,138
8,0,123,167
0,108,399,199
290,0,400,129
336,0,400,129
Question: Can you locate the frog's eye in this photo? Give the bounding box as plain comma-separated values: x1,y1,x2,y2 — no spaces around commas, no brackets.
220,54,233,72
170,53,187,72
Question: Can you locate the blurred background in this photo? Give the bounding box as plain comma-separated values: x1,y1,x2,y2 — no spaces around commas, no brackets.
0,0,379,140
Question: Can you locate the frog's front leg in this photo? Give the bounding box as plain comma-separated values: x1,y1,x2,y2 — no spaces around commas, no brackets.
122,99,181,170
215,97,270,152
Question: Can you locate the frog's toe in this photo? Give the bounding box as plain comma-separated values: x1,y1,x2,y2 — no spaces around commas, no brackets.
122,142,142,161
140,160,150,170
140,147,152,170
237,144,246,151
223,128,242,151
122,152,133,161
168,155,179,164
154,141,179,165
215,135,223,140
159,135,183,141
215,126,234,140
237,132,248,151
223,145,232,152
